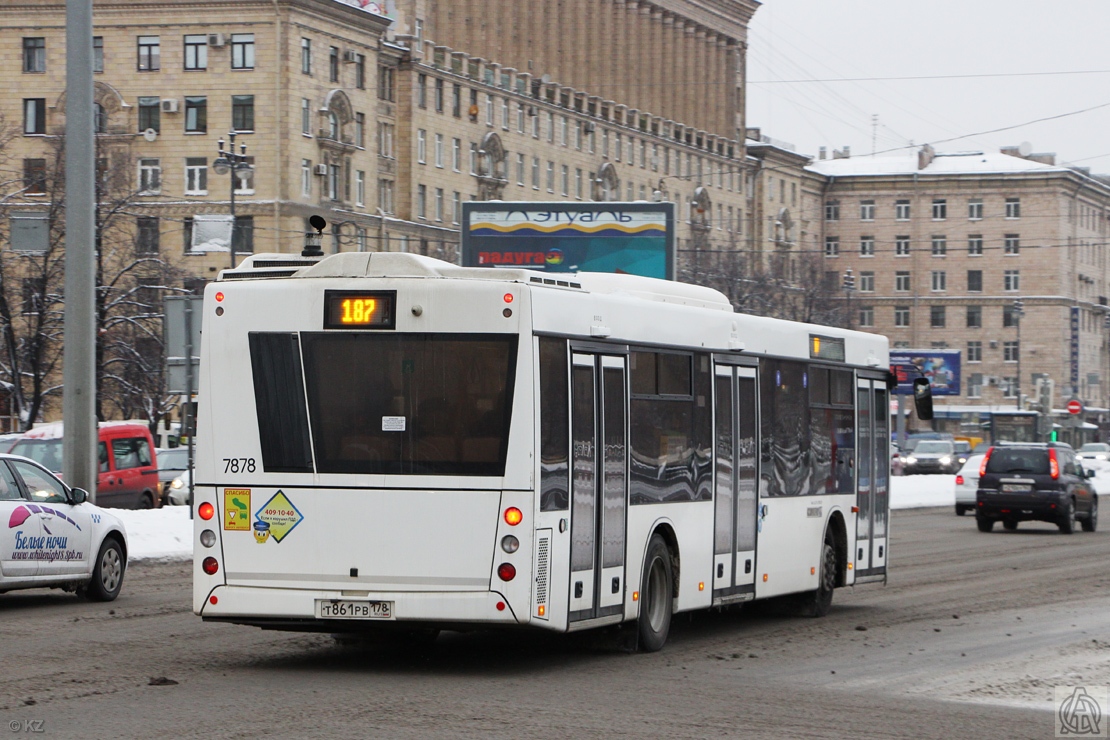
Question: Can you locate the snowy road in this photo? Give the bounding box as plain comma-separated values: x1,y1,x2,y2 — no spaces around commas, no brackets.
1,507,1103,738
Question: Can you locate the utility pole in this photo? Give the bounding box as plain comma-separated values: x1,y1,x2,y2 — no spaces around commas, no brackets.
1013,297,1025,410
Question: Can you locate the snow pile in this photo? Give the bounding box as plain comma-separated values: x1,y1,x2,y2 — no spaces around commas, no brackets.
111,506,192,563
890,474,955,510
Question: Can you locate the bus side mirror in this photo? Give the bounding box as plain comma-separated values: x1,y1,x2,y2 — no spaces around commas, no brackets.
913,378,934,421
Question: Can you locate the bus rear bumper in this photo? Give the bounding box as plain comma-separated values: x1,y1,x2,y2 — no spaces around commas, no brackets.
197,584,525,628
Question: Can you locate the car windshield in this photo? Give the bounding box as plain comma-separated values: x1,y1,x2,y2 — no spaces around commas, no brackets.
10,438,63,473
985,448,1050,475
915,441,953,454
1079,443,1110,453
954,441,971,453
960,455,985,474
157,448,189,470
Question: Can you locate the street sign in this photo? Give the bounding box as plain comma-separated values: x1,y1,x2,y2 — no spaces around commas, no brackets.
1067,399,1083,415
164,296,203,394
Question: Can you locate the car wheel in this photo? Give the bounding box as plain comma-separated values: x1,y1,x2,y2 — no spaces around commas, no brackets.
976,516,994,533
637,534,673,653
955,505,968,516
1002,520,1018,531
85,538,125,602
1082,496,1099,533
139,492,155,509
1058,499,1077,535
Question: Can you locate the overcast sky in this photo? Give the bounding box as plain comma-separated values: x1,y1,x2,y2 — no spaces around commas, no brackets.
746,1,1110,171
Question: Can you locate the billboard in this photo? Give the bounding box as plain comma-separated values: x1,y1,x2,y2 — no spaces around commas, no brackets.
890,350,961,396
461,202,675,280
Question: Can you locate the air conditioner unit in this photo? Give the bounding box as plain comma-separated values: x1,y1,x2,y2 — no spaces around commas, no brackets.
583,121,595,134
526,105,537,117
989,340,999,349
313,163,328,176
343,50,359,63
161,98,179,113
987,376,1002,386
208,33,226,48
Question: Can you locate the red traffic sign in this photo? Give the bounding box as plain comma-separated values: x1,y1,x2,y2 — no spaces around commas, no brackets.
1067,399,1083,415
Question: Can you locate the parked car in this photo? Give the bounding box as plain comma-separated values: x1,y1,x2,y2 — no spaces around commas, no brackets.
954,454,986,516
155,447,190,504
976,442,1097,533
10,422,160,509
1078,442,1110,462
0,453,128,601
903,440,960,475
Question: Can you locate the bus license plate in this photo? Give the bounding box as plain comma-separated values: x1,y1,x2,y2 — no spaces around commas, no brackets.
317,600,393,620
1001,484,1032,493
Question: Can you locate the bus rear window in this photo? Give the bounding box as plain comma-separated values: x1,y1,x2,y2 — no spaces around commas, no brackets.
301,333,517,476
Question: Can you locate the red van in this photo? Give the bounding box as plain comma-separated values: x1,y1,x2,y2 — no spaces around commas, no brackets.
10,421,160,509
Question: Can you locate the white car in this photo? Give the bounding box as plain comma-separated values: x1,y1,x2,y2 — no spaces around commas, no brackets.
1078,443,1110,462
1,454,128,601
165,468,191,506
954,454,986,517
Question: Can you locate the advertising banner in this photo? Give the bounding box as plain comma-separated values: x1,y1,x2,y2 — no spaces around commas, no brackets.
461,202,675,279
890,349,961,396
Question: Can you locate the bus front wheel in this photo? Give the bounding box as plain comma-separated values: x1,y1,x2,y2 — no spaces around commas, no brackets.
637,534,674,652
798,532,837,618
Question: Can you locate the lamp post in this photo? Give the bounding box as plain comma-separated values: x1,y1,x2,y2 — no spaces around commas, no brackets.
842,268,856,330
1013,297,1025,410
212,130,253,270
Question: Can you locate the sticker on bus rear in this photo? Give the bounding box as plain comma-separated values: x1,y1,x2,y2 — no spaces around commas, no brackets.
224,489,251,531
254,491,304,543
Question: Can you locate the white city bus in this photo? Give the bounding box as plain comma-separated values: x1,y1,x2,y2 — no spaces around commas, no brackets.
193,250,924,650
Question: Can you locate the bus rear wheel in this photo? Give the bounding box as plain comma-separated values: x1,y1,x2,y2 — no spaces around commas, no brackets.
637,534,673,653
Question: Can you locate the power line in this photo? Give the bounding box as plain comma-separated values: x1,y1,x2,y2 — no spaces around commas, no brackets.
750,69,1110,84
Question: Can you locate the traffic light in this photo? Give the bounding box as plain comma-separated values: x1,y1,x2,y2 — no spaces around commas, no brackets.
1050,430,1058,442
842,269,855,292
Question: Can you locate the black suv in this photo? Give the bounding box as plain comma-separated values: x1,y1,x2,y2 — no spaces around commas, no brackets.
976,442,1098,533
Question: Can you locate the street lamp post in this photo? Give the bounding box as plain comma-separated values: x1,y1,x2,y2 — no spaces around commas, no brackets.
842,268,856,330
212,130,253,270
1013,297,1025,410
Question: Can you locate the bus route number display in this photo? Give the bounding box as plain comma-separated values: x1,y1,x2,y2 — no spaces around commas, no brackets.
323,291,396,329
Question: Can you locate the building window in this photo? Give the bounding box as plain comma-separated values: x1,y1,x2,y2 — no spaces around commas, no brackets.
434,187,444,222
546,161,555,193
21,278,45,315
301,159,312,197
137,97,160,133
1004,269,1020,292
451,137,460,171
859,236,875,257
1003,341,1020,363
184,157,207,194
138,36,160,71
930,305,946,328
184,34,207,70
329,46,339,83
532,157,540,189
967,373,983,398
23,99,45,135
967,340,982,361
502,98,510,130
379,123,394,159
859,200,875,221
434,78,444,113
378,66,395,101
824,236,839,257
184,97,207,133
824,201,839,221
231,95,254,132
93,103,107,134
233,216,254,255
1003,305,1018,327
967,307,982,329
301,38,311,74
1004,234,1020,255
452,84,462,117
434,133,443,168
968,269,982,292
516,153,525,185
378,179,394,214
355,112,365,148
549,112,557,144
301,98,312,134
575,168,583,199
138,158,161,194
858,306,874,327
931,270,946,292
469,143,477,174
895,271,910,292
416,184,426,219
416,129,426,164
931,235,947,256
416,74,427,108
561,165,569,196
23,37,45,73
452,191,461,224
326,164,339,201
895,199,910,221
136,217,160,255
968,235,983,256
895,236,910,257
1006,197,1021,219
859,271,874,292
932,198,947,220
93,36,103,73
486,95,494,126
895,306,910,327
355,54,366,89
231,34,254,69
23,158,46,194
968,199,983,220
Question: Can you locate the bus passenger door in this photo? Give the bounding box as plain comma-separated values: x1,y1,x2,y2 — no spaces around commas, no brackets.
712,364,758,598
855,378,890,574
569,352,628,622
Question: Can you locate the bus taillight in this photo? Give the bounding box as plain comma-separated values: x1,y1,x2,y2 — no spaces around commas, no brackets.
497,563,516,581
202,557,220,575
504,507,523,526
198,502,215,520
